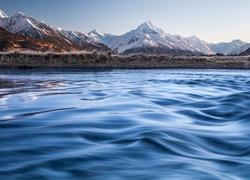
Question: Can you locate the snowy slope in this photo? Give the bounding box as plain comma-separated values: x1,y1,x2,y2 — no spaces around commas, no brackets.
166,35,214,55
0,12,52,39
60,29,90,46
209,40,247,55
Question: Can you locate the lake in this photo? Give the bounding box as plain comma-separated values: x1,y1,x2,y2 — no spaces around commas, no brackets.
0,69,250,179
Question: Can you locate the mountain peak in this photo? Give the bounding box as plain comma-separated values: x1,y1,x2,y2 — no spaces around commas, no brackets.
231,39,244,44
142,21,155,28
88,29,105,36
13,12,26,18
91,29,101,34
137,21,155,30
136,21,164,34
0,9,8,18
187,35,201,41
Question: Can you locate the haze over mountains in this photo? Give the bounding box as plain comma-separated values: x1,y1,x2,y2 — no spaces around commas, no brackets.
0,9,250,55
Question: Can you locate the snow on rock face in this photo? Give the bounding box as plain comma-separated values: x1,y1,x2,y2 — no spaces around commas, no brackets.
0,9,8,18
108,22,169,54
106,21,164,53
136,21,165,34
209,40,247,55
88,29,105,42
181,36,214,54
89,29,104,36
60,29,112,52
228,43,250,55
0,11,48,39
60,29,94,46
88,29,118,46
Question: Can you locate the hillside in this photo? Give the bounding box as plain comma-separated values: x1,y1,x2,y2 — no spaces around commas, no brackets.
0,27,68,52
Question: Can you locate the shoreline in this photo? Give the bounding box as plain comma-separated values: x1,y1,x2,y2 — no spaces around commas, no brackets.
0,52,250,69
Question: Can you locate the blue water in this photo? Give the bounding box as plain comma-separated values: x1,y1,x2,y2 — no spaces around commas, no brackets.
0,69,250,180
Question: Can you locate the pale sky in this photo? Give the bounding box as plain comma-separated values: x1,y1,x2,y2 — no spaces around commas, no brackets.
1,0,250,43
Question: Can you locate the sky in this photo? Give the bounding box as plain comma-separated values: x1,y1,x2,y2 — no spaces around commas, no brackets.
1,0,250,43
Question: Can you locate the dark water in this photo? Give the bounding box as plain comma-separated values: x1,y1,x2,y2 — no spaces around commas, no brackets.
0,69,250,180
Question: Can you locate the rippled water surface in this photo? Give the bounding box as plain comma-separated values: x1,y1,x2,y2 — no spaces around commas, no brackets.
0,69,250,180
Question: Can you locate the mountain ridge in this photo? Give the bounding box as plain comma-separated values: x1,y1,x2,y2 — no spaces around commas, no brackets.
88,21,214,55
0,10,111,52
0,9,248,55
208,40,247,55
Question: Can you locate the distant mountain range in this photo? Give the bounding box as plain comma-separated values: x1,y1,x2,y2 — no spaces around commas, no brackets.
88,22,212,55
0,9,250,55
209,40,248,55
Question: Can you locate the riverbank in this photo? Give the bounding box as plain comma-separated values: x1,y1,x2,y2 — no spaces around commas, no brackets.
0,52,249,69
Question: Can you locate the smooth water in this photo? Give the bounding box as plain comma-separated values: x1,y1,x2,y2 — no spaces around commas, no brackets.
0,69,250,180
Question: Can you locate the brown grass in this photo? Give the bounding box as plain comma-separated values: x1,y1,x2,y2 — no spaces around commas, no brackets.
0,51,249,69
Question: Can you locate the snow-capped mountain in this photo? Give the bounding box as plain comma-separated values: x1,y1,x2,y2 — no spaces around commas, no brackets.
209,40,247,55
228,43,250,56
0,10,110,52
59,29,111,52
0,10,8,18
87,21,214,55
88,29,118,46
108,21,177,54
110,21,192,55
0,11,82,52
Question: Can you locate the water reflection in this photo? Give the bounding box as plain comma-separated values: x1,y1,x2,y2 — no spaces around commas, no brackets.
0,77,66,104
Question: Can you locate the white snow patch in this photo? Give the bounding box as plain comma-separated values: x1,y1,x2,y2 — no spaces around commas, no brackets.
0,9,8,18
